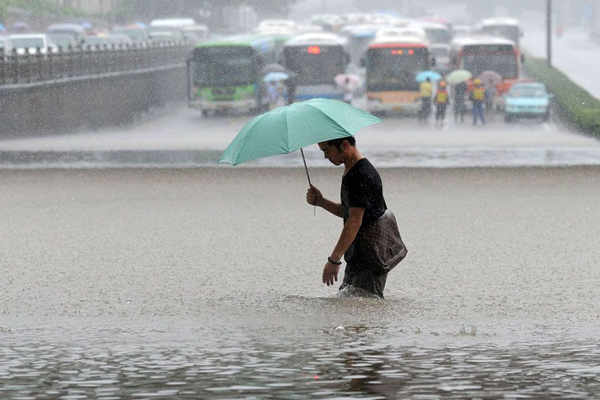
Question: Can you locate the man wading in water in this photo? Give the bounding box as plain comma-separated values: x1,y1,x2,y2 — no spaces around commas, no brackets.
306,137,389,298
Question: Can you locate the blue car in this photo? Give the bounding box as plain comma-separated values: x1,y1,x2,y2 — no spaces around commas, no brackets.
504,82,553,122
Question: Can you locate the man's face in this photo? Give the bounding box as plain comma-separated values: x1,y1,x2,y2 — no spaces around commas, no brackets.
318,142,344,166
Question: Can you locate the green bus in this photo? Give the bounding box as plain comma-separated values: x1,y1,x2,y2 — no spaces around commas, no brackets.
187,35,276,116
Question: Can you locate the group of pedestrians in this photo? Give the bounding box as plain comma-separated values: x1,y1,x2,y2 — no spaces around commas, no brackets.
419,78,490,126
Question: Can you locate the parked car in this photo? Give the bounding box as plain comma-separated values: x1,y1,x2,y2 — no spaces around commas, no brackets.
149,31,177,43
84,35,110,49
9,34,58,55
0,36,14,55
48,34,77,51
112,25,148,44
504,82,553,122
46,24,86,46
182,24,209,44
106,34,133,46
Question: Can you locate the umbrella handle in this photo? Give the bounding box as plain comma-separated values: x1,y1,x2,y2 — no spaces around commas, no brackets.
300,148,316,216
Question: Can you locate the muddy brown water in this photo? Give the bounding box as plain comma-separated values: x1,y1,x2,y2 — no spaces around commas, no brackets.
1,167,600,398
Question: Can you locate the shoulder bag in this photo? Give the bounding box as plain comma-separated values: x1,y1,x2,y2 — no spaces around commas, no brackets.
357,209,408,273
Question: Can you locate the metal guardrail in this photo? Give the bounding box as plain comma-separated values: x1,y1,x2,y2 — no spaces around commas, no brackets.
0,42,191,85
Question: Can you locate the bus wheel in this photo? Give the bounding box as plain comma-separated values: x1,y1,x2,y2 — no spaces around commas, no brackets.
504,115,513,123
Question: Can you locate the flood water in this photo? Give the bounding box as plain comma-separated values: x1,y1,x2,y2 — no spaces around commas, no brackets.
1,166,600,398
2,318,600,399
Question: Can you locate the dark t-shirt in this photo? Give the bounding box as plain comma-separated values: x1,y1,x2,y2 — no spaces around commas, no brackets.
341,158,387,227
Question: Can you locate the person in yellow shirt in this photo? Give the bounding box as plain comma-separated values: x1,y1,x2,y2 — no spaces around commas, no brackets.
418,78,433,123
469,78,487,125
435,81,449,127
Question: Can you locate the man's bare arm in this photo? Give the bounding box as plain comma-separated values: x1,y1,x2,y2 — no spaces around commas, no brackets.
307,184,343,218
322,207,365,286
330,207,365,261
318,198,344,218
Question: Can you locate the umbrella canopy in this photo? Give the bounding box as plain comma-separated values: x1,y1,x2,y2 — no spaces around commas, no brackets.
263,72,289,82
446,69,472,85
416,70,442,82
262,63,287,74
12,22,28,32
479,70,503,87
219,99,381,167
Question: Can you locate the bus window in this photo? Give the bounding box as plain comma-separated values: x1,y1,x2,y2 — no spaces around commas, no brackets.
193,47,256,87
425,28,451,44
461,54,518,79
284,46,347,85
366,47,429,92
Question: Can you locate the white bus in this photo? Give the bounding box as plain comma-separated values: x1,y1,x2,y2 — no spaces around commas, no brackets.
479,18,522,48
282,33,350,102
419,21,452,45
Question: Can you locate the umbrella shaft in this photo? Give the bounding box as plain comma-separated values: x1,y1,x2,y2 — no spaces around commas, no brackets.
300,148,312,187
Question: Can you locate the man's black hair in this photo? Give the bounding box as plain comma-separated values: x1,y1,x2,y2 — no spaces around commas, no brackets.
327,136,356,150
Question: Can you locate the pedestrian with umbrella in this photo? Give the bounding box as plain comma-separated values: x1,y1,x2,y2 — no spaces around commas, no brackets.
219,99,408,299
418,77,433,124
434,81,449,128
452,81,468,123
335,74,361,105
416,71,441,123
478,71,502,114
263,72,289,110
446,70,472,123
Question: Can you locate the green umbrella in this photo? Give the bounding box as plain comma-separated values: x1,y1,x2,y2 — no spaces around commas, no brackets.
446,69,473,85
219,99,382,184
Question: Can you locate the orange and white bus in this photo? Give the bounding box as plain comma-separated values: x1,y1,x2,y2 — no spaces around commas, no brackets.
450,36,522,96
364,28,434,113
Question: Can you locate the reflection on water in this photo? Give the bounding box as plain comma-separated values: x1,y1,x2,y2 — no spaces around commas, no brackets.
1,324,599,399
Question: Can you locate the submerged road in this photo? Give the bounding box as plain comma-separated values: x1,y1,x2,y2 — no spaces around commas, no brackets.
1,166,600,398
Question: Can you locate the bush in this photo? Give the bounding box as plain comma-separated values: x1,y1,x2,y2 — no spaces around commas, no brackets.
524,57,600,137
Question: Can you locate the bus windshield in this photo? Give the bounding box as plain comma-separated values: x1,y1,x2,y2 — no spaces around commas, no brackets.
425,29,451,44
481,26,519,44
366,47,429,91
193,46,256,87
284,46,347,85
461,54,518,78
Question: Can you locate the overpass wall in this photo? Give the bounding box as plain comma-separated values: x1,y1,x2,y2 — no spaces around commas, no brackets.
0,65,187,138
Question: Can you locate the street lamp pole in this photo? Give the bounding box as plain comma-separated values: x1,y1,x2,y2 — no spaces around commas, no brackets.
547,0,552,66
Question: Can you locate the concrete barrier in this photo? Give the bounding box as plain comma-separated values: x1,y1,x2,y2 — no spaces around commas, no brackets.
0,64,186,138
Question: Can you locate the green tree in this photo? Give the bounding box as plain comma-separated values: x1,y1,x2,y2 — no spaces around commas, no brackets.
247,0,300,18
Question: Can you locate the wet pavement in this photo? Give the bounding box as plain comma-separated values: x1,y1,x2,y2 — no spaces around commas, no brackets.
1,106,600,169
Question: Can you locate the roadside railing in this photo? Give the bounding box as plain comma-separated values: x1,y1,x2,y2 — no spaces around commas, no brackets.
0,42,191,85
